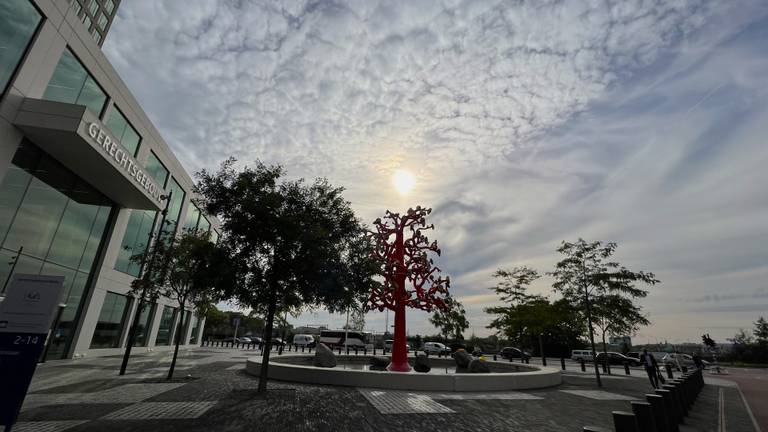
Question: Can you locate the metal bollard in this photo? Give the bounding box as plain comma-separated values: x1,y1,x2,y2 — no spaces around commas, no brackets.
580,358,586,372
661,385,685,423
309,346,313,353
655,389,680,432
670,380,690,412
624,361,631,375
665,383,688,418
493,354,497,361
373,347,376,355
338,346,342,355
346,346,350,355
301,345,305,353
561,357,566,370
542,356,547,367
355,347,359,355
363,348,367,356
612,411,640,432
525,357,529,364
630,401,657,432
509,355,513,363
602,360,608,373
666,363,674,379
279,345,283,355
646,394,670,432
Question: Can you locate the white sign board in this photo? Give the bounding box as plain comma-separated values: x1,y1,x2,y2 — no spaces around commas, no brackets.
0,274,64,334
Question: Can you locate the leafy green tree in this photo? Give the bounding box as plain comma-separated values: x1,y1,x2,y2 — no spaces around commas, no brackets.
490,266,540,305
429,296,469,341
754,317,768,342
549,239,658,387
195,159,378,393
201,304,228,340
592,293,650,360
485,266,540,344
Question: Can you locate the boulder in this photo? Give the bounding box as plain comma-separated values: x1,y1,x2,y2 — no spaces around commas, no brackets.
468,358,491,373
369,356,390,370
414,354,431,373
453,349,473,368
314,343,337,368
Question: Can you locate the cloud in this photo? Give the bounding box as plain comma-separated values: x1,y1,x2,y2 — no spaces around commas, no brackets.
105,0,768,343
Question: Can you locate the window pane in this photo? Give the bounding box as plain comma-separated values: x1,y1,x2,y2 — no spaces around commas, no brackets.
189,314,200,344
161,179,185,241
90,291,129,348
182,202,200,233
210,230,219,244
155,306,177,346
0,0,42,93
78,203,110,272
88,0,98,16
144,152,168,187
45,182,100,269
104,107,141,156
197,216,210,233
134,303,155,347
114,209,155,276
97,13,108,30
82,15,91,30
43,49,106,116
92,30,101,45
104,0,114,14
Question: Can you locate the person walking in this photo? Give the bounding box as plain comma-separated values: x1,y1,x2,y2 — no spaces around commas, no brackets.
640,349,659,388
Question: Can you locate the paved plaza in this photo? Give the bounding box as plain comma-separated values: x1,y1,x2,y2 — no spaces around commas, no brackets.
13,348,760,431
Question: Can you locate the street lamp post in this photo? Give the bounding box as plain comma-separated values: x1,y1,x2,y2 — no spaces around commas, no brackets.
39,303,67,363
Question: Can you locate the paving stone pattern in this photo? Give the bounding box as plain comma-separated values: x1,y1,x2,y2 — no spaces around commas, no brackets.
13,348,757,432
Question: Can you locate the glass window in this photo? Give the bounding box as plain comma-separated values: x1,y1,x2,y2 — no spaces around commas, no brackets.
104,107,141,156
144,152,168,187
71,1,82,16
97,13,108,30
82,14,91,30
189,314,200,344
92,30,101,44
210,229,219,244
43,49,107,116
197,216,210,233
133,302,155,347
104,0,114,14
90,291,129,348
114,209,155,277
160,178,185,242
0,0,42,95
88,0,98,16
182,202,200,233
155,306,177,346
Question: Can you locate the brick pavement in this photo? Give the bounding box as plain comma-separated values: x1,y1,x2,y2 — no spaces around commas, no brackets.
10,348,758,432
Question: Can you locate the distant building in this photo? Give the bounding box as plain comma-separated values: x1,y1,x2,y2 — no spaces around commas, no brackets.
609,336,632,347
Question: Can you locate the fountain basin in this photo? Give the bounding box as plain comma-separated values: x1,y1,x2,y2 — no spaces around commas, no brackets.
245,355,561,392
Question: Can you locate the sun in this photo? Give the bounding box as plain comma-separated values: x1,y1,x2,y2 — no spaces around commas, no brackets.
392,169,416,196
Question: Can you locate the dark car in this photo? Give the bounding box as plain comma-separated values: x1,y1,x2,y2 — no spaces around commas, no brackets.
626,352,641,360
499,347,531,360
595,352,640,366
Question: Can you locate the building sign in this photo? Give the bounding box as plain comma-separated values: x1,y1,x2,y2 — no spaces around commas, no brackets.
0,274,65,428
86,122,164,204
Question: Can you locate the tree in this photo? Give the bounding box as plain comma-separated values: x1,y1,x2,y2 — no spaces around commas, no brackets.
429,296,469,341
195,159,378,392
754,317,768,342
202,306,228,340
366,206,451,371
592,293,650,361
154,231,234,379
485,266,540,345
549,239,658,387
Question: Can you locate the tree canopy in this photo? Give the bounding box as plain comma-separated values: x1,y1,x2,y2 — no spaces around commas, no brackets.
429,295,469,341
195,158,378,392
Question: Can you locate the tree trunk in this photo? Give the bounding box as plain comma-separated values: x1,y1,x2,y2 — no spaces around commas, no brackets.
583,279,602,387
388,229,410,372
601,331,610,375
168,305,186,380
257,287,278,393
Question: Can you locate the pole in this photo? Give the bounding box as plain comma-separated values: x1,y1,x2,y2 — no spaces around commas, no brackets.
119,192,172,376
539,333,546,367
233,315,240,344
39,303,66,363
344,304,350,354
2,246,23,294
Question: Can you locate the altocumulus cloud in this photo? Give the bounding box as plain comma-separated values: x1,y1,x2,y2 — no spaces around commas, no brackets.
105,0,768,342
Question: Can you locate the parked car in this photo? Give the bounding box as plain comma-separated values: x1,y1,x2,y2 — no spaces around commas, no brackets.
423,342,451,355
383,339,411,351
595,352,640,366
662,353,709,370
271,338,286,346
249,336,264,345
234,337,252,344
626,352,641,360
292,334,316,347
500,347,531,360
570,350,594,362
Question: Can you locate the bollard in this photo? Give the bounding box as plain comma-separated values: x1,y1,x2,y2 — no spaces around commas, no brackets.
612,411,640,432
630,401,657,432
279,345,283,355
580,358,586,372
525,357,529,364
373,347,376,355
646,394,670,432
666,364,674,379
661,385,685,424
624,361,631,375
346,346,350,355
364,348,367,356
355,347,359,355
602,360,608,373
561,357,566,370
666,383,688,417
301,345,305,353
654,389,679,432
309,346,313,354
383,348,387,355
493,354,497,361
509,356,513,363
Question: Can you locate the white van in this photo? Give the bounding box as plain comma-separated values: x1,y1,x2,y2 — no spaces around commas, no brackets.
423,342,450,355
571,350,594,361
292,334,316,347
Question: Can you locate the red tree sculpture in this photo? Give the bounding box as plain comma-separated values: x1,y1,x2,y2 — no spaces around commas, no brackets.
367,206,450,372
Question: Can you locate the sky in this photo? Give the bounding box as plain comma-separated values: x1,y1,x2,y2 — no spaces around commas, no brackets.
104,0,768,344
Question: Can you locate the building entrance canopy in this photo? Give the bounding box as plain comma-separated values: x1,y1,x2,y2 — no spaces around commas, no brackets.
13,98,164,211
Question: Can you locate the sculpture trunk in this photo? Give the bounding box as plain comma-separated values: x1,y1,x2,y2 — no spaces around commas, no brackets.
388,229,411,372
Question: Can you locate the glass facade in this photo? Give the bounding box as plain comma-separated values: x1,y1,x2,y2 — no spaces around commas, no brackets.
90,291,129,348
189,314,200,344
0,141,113,359
197,216,210,233
114,209,155,277
155,305,177,346
210,229,219,244
161,178,185,241
133,302,155,347
0,0,41,95
144,152,168,187
182,202,200,233
104,107,141,156
43,49,107,116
